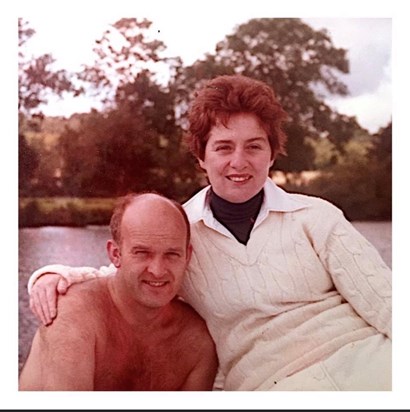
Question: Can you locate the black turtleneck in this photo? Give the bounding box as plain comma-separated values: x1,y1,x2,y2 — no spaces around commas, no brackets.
209,188,264,245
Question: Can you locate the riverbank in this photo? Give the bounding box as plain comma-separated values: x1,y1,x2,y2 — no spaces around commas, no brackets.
19,197,116,227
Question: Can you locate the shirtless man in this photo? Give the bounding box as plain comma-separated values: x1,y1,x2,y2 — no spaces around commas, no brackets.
19,192,218,391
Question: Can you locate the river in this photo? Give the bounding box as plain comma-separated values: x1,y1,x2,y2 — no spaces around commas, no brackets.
18,222,392,374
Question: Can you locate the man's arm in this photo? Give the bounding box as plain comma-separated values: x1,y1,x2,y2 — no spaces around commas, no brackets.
19,293,96,390
180,330,218,391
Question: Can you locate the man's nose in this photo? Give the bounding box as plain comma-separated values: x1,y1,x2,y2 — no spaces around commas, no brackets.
147,256,167,278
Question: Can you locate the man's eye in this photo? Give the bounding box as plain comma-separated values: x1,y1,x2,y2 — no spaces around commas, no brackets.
166,252,181,258
134,251,148,256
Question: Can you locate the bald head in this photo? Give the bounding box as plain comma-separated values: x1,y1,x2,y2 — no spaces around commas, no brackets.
110,192,191,248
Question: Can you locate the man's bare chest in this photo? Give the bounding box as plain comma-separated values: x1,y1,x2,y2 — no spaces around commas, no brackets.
94,328,194,390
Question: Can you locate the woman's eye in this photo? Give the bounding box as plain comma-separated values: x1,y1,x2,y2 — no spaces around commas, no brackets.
215,145,232,152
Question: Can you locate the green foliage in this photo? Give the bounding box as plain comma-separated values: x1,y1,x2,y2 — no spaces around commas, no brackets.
58,73,202,200
42,17,201,201
371,121,392,163
283,123,392,220
18,18,79,199
296,164,391,221
18,133,39,196
274,123,316,172
306,136,340,169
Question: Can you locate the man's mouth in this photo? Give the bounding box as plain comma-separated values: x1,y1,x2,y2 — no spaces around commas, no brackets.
143,280,169,287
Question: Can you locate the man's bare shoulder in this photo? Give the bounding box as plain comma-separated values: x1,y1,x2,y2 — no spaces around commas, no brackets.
53,276,113,327
172,298,214,346
170,298,218,387
35,277,113,352
173,298,205,323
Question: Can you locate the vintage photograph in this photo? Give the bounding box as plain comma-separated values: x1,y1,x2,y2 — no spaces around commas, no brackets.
7,0,405,409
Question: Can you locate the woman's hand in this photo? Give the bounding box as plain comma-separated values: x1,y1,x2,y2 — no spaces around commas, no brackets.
29,274,68,326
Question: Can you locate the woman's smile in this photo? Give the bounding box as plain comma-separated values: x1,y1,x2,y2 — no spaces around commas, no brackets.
199,112,274,203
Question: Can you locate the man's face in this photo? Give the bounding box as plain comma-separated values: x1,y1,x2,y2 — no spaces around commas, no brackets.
112,197,191,309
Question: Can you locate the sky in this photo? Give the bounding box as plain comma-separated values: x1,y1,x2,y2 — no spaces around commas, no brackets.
20,12,393,133
2,0,410,410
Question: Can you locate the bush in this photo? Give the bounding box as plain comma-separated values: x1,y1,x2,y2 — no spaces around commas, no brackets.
281,160,391,221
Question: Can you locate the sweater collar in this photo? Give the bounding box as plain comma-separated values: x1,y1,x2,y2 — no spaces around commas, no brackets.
183,178,309,226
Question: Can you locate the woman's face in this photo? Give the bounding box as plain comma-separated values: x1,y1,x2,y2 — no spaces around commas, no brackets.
199,112,274,203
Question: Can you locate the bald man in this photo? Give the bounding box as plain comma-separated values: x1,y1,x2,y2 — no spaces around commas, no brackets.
19,192,218,391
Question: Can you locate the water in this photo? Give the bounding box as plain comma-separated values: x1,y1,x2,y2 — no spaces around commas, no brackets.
18,222,392,374
18,226,111,373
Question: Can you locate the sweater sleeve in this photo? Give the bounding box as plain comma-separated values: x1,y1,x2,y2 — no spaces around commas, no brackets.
309,202,392,339
27,263,116,294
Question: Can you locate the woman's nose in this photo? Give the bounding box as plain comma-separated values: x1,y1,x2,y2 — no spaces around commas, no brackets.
229,149,248,169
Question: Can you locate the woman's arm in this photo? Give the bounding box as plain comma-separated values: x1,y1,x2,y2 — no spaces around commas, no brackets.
28,263,115,325
309,201,392,338
322,217,392,338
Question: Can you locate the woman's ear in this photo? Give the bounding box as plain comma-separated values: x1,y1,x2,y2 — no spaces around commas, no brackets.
198,158,205,170
107,240,121,268
269,152,276,168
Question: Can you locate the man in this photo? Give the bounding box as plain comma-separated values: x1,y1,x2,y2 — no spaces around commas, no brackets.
19,192,218,391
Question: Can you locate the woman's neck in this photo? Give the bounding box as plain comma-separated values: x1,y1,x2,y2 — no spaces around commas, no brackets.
210,188,264,245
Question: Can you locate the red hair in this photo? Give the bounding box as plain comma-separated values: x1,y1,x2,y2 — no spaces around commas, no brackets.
187,75,288,160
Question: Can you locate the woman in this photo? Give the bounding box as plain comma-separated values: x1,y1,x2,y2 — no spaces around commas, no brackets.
28,74,392,391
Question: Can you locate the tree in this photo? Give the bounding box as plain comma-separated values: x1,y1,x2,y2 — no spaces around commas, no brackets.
18,18,75,116
371,121,392,163
293,124,392,220
18,132,39,195
58,104,197,199
56,18,200,200
174,18,364,173
78,18,182,107
59,72,201,200
18,18,77,196
369,121,392,219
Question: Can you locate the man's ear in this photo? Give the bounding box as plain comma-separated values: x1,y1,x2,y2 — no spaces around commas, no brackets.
107,240,121,268
186,244,193,265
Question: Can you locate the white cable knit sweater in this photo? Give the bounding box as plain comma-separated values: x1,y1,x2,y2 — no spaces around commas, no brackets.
180,191,391,390
29,181,392,390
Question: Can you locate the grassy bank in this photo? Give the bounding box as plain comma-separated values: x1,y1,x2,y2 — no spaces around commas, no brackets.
19,197,117,227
